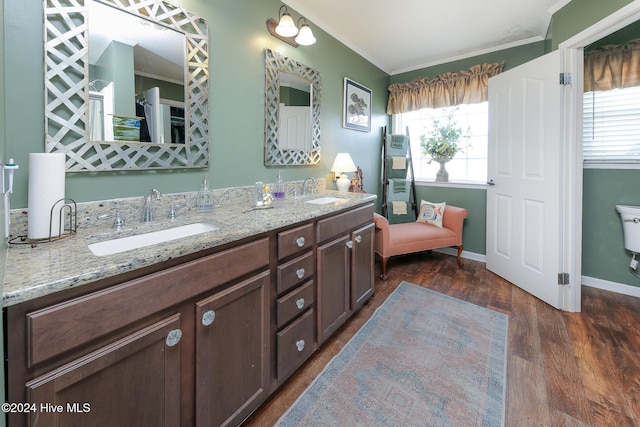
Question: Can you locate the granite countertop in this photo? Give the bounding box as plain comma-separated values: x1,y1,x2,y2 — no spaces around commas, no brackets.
3,188,376,307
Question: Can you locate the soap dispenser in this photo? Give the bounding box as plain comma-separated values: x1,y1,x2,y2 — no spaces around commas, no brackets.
274,170,285,200
197,174,213,213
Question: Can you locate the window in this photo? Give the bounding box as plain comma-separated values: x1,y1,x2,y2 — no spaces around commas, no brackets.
395,102,488,184
583,85,640,165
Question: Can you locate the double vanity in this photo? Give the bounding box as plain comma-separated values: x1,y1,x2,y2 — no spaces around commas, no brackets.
16,2,369,424
3,185,376,426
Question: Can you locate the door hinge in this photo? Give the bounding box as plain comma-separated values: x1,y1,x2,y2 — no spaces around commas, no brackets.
558,272,570,285
559,72,572,85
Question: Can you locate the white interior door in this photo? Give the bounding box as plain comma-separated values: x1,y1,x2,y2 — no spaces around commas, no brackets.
486,50,565,309
278,104,311,151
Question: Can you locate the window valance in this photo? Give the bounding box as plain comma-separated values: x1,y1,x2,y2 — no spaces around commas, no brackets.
584,39,640,92
386,62,504,114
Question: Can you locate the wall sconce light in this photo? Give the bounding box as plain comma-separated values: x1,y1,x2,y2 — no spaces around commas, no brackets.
266,5,316,48
331,153,357,192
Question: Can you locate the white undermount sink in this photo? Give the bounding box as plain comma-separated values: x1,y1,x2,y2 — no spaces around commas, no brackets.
304,196,347,205
88,222,219,256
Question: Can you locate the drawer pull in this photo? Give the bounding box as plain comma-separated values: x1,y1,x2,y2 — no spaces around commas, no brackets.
296,298,305,309
202,309,216,327
355,235,362,243
296,237,305,247
346,240,354,249
165,329,183,347
296,339,305,352
296,268,305,279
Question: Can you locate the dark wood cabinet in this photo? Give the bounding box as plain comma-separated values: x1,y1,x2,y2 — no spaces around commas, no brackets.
317,234,351,344
26,314,182,427
7,238,270,427
350,223,375,311
316,204,375,345
195,271,270,427
6,202,375,427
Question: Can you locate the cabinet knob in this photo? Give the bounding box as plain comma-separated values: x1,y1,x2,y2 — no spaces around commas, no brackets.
346,240,354,249
296,236,305,247
295,298,305,309
165,329,183,347
296,268,305,279
355,235,362,243
202,309,216,327
296,339,305,352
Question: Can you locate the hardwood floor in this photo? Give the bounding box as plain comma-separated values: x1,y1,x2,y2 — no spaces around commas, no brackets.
243,252,640,426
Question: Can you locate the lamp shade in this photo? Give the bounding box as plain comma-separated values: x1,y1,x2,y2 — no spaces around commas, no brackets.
331,153,357,192
331,153,357,174
295,23,316,46
275,12,298,37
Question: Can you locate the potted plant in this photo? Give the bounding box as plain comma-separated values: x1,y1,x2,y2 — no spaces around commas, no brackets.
419,108,470,182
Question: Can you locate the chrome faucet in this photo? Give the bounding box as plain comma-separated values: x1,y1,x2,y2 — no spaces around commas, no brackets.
141,189,162,223
301,176,317,197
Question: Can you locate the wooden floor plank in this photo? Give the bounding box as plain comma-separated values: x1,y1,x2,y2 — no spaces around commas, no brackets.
243,253,640,427
506,355,551,426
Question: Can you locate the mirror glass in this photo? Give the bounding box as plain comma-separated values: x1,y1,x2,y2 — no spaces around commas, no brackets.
44,0,209,171
264,49,321,166
278,73,312,152
88,0,186,144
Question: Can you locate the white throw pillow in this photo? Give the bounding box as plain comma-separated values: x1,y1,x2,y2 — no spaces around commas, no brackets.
417,200,446,228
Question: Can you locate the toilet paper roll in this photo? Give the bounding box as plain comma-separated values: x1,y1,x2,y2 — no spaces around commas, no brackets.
28,153,66,239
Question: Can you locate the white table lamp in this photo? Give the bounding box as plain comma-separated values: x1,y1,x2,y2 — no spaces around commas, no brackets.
331,153,357,192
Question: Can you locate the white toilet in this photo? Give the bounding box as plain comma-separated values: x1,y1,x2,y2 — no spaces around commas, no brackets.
616,205,640,253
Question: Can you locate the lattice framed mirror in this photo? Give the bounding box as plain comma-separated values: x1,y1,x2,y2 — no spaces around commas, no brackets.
44,0,209,171
264,48,321,166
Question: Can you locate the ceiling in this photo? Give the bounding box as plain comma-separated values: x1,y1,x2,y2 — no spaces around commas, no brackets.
284,0,570,75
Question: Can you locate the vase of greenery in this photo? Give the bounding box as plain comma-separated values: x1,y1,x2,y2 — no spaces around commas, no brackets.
419,108,470,182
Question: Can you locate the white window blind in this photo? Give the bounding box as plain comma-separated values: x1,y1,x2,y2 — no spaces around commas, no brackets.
583,85,640,163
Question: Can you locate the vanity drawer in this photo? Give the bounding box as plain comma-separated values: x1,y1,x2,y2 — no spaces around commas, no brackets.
276,280,314,328
317,203,374,243
277,252,314,295
277,308,315,382
278,223,314,260
26,238,269,367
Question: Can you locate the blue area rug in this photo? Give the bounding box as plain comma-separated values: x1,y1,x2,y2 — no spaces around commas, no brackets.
276,281,508,426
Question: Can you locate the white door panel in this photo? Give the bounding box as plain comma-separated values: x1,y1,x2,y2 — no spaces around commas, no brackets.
487,50,563,309
494,195,512,259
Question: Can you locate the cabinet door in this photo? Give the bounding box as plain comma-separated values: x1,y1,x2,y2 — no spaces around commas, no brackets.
317,235,350,345
351,223,375,311
195,271,270,427
26,314,182,427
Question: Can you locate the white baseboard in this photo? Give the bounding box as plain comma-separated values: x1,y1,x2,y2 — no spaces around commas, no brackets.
434,249,640,299
581,275,640,298
434,247,486,263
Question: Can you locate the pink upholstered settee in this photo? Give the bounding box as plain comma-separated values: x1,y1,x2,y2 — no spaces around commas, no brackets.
373,205,468,279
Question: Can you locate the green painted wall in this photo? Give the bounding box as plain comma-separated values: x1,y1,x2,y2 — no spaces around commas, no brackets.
416,186,487,255
3,0,389,208
583,169,640,286
550,0,634,49
97,41,136,117
390,41,546,84
585,19,640,50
